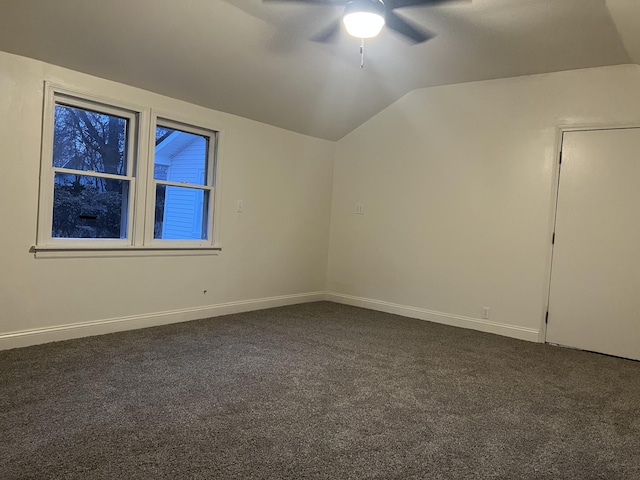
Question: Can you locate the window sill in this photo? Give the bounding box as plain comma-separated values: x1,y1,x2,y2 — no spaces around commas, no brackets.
31,245,222,259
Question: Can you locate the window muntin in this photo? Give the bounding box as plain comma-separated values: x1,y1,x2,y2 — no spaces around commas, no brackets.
37,85,220,252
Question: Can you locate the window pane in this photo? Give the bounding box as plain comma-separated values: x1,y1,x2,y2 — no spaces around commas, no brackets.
53,104,128,175
52,173,129,239
154,185,208,240
154,127,208,185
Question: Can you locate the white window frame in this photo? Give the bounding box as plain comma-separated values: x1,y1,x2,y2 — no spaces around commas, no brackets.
145,115,218,248
35,83,222,256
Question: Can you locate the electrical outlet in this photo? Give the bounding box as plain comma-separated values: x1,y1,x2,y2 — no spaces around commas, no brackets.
355,203,365,214
236,200,244,213
482,307,490,319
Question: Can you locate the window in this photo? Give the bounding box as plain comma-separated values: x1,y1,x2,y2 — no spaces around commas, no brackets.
152,123,212,241
50,101,133,241
36,85,220,254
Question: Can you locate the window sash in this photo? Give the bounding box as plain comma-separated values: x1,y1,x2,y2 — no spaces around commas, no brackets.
52,172,133,241
52,100,133,177
146,116,218,246
155,118,217,187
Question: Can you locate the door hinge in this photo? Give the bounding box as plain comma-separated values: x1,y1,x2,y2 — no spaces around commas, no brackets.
552,232,555,245
559,151,563,165
545,311,549,324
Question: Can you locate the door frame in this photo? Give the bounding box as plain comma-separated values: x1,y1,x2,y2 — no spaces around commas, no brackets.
540,122,640,344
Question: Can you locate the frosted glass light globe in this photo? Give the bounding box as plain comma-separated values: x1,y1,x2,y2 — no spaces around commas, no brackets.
343,11,385,39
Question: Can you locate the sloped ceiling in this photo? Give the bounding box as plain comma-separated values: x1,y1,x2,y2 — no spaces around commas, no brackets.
0,0,637,140
606,0,640,64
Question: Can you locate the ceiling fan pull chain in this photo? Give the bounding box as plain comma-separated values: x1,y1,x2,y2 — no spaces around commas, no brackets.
360,38,365,69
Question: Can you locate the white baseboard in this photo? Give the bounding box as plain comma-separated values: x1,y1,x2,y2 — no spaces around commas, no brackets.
0,292,326,351
1,291,540,350
325,292,540,343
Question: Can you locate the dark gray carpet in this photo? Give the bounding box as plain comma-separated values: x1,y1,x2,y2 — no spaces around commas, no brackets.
1,302,639,479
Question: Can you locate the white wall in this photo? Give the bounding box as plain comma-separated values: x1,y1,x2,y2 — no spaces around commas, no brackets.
3,51,640,350
0,51,335,348
327,64,640,341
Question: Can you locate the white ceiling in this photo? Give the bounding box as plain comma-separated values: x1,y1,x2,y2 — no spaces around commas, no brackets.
0,0,638,140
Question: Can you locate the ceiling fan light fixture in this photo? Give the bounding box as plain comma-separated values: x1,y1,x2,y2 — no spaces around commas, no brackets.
342,0,386,39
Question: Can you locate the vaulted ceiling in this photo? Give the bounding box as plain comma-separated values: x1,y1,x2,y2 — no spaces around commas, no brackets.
0,0,638,140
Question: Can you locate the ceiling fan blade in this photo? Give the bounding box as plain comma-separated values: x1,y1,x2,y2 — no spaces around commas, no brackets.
389,0,466,8
384,10,435,43
311,18,343,43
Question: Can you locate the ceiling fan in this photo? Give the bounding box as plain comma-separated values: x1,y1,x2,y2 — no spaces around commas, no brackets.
262,0,460,44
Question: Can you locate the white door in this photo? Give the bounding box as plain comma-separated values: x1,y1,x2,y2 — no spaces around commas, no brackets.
547,128,640,361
